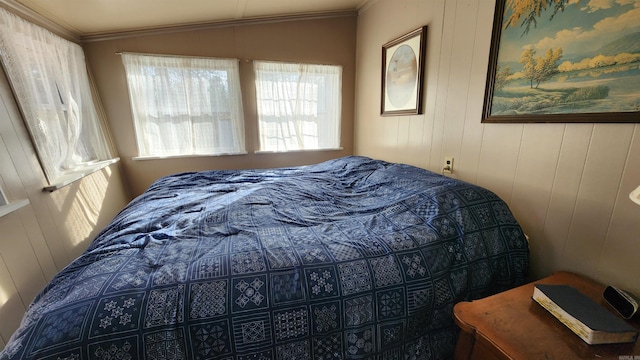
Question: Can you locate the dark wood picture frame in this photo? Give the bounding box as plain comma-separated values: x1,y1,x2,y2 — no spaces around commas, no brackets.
483,0,640,123
381,26,427,116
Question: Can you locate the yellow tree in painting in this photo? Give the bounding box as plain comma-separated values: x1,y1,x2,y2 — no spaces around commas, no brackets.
504,0,579,35
519,47,563,88
519,48,537,86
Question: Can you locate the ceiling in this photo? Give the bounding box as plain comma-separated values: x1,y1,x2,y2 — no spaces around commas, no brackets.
12,0,369,36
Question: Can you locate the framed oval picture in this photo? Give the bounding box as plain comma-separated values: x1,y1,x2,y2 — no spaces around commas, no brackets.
381,26,427,116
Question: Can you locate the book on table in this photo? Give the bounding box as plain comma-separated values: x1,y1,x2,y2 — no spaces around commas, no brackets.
532,284,639,345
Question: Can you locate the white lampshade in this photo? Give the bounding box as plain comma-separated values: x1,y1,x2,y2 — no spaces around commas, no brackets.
630,185,640,205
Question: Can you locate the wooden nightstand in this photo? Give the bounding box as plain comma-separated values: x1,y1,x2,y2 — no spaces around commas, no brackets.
453,271,640,359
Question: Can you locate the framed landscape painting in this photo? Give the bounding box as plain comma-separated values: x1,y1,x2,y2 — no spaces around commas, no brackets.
482,0,640,123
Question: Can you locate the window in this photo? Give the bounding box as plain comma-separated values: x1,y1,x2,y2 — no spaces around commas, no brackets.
0,9,114,185
121,53,245,158
254,61,342,152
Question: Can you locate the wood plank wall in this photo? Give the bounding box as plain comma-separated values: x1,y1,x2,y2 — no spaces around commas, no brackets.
0,55,131,349
355,0,640,294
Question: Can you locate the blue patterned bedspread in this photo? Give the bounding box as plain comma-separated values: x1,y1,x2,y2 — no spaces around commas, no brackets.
1,156,529,360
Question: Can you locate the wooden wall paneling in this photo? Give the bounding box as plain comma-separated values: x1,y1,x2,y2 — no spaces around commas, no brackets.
439,0,479,178
461,1,525,204
0,118,57,282
353,24,380,157
0,133,57,281
562,124,633,280
15,207,57,280
375,0,410,44
374,0,408,164
396,116,411,156
475,123,523,204
537,124,592,279
509,124,564,278
355,0,393,158
48,176,107,260
595,125,640,290
356,0,640,295
415,0,445,171
457,0,494,184
0,70,71,270
0,254,25,346
0,212,47,308
383,117,402,159
405,117,426,167
427,0,457,172
0,4,133,350
0,83,27,202
381,0,427,167
0,136,21,201
2,70,128,274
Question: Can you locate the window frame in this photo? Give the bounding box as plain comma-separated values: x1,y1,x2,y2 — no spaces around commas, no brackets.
253,60,343,153
120,53,247,159
0,8,116,189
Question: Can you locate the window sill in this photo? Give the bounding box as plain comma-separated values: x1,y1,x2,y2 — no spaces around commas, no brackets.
0,199,30,218
43,158,120,192
254,147,344,154
132,152,248,161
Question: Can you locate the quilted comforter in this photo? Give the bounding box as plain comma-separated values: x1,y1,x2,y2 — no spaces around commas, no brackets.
1,156,529,359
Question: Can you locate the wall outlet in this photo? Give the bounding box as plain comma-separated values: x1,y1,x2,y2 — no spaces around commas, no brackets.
443,156,454,174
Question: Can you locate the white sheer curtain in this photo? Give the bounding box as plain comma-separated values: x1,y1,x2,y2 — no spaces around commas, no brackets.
121,53,245,158
254,61,341,152
0,8,112,184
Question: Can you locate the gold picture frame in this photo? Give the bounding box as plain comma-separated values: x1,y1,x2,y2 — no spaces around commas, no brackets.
381,26,427,116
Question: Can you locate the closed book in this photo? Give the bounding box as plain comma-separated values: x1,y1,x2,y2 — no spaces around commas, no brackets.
533,284,639,345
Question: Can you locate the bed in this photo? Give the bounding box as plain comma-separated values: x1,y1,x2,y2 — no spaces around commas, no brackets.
0,156,529,360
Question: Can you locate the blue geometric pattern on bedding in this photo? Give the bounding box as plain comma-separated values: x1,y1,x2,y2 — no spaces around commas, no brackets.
0,156,529,360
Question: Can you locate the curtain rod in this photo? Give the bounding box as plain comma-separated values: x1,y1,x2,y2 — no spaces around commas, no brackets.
114,51,252,62
113,52,339,67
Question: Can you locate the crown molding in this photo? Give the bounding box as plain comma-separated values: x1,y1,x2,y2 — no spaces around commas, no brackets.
81,10,357,43
357,0,377,14
0,2,358,44
0,0,79,42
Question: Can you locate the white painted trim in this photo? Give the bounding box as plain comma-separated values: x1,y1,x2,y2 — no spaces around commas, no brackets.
43,157,119,192
254,147,344,154
132,152,248,161
81,10,357,42
0,199,29,218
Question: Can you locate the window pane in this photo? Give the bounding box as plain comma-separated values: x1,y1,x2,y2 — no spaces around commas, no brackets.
121,54,245,157
0,8,112,184
254,61,342,152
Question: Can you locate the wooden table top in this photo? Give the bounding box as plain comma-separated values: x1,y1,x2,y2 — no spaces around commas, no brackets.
453,271,640,360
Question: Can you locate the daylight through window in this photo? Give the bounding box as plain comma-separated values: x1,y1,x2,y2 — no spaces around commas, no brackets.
0,8,113,184
121,53,246,158
254,61,342,152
